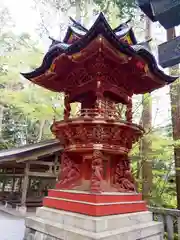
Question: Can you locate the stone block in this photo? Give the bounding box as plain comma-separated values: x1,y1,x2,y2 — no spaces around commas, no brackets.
24,227,31,238
24,227,36,240
45,236,59,240
26,233,34,240
36,207,63,224
25,208,163,240
26,217,65,240
36,207,152,233
34,231,45,240
142,233,164,240
64,230,92,240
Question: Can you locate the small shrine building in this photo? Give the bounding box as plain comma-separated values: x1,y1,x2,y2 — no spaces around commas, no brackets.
22,13,177,240
0,139,62,209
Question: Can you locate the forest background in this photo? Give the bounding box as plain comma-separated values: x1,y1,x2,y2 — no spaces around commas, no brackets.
0,0,180,209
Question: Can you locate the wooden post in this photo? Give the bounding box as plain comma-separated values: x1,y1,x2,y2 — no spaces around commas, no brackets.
11,168,15,192
28,178,31,190
2,178,6,193
2,169,7,193
49,165,53,173
11,177,15,192
54,153,59,177
21,162,30,207
18,177,22,192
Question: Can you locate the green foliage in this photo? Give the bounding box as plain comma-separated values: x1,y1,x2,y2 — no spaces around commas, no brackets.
131,124,177,208
0,29,64,148
113,0,136,16
94,0,136,18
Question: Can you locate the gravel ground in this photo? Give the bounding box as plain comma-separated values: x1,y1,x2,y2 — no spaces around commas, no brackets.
0,212,25,240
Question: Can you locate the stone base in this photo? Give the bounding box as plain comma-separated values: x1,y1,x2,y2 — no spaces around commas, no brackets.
24,207,164,240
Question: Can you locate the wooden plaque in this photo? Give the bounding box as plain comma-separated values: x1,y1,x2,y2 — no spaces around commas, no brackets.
137,0,156,21
151,0,180,29
158,36,180,68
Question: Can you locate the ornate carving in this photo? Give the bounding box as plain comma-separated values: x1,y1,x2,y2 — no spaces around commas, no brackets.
114,158,136,192
93,124,104,142
63,126,75,145
126,98,133,122
74,125,87,142
112,127,122,142
52,121,143,154
67,53,131,96
65,68,93,91
87,53,109,75
57,153,81,189
91,150,104,192
64,94,71,120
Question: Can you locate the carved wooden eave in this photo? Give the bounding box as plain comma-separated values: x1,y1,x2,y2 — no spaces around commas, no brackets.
21,12,178,97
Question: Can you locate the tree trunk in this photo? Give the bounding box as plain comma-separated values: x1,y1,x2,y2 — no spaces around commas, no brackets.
136,96,143,188
37,119,46,142
0,105,4,139
141,17,153,202
141,94,153,201
166,28,180,209
75,0,81,22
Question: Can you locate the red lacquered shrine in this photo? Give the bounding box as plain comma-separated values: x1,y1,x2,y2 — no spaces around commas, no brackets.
22,13,177,217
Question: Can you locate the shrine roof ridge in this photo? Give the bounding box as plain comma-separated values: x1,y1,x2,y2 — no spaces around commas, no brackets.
63,14,136,44
68,15,134,37
69,16,88,32
63,26,86,43
21,12,177,85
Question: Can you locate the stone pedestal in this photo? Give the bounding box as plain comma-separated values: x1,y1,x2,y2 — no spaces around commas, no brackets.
24,190,164,239
24,207,163,240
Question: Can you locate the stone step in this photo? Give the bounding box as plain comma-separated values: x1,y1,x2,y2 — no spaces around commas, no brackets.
25,215,163,240
36,207,153,232
142,233,164,240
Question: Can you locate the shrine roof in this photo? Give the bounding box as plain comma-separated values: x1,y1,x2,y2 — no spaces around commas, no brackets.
62,16,137,46
69,16,88,32
0,139,63,163
22,13,177,94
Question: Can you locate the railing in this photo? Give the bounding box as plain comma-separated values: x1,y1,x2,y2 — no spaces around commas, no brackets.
76,108,122,120
149,207,180,240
